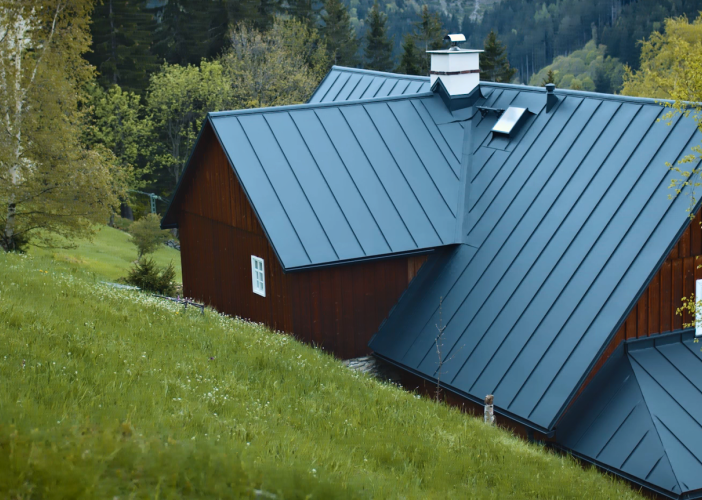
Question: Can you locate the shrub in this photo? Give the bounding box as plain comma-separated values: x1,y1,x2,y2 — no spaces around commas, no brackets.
128,213,170,258
112,216,133,232
124,258,176,295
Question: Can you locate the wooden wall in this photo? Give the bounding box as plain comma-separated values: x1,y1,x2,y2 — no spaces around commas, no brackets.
176,123,427,359
580,209,702,395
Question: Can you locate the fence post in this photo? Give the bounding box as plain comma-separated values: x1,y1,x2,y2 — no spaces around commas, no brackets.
484,394,495,425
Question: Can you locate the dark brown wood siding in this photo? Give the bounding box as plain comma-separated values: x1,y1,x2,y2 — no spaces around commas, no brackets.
176,124,427,359
579,209,702,396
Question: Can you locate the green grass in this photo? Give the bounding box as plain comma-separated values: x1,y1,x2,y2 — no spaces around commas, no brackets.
0,252,643,499
28,224,182,282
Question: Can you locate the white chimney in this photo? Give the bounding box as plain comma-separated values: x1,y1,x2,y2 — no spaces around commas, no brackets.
428,34,482,96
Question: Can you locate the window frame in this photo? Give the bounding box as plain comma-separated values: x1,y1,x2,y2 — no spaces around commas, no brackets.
251,255,266,297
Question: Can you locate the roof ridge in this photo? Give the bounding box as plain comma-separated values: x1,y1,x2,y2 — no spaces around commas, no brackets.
478,81,692,107
330,65,430,81
209,91,436,118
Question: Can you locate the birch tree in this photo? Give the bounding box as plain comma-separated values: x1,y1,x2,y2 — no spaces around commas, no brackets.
0,0,127,251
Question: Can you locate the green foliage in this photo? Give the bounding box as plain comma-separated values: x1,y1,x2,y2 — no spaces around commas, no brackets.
129,214,170,258
86,0,160,95
410,5,444,75
146,60,230,188
480,31,516,83
112,216,133,232
0,252,645,499
150,0,230,67
124,257,177,295
28,224,182,282
0,0,128,252
320,0,360,66
529,40,624,93
621,14,702,217
224,17,329,109
541,69,556,86
82,83,153,189
396,33,422,75
363,2,394,71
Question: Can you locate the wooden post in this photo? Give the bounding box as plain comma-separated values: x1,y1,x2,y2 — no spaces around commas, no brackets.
484,394,495,425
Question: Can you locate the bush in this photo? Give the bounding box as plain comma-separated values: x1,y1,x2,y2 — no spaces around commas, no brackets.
124,258,176,295
128,213,170,258
112,216,133,232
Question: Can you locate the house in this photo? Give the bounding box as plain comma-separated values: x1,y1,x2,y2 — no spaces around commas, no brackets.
162,38,702,499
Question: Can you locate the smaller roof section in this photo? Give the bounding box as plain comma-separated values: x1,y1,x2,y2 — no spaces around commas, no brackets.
309,66,431,104
558,331,702,499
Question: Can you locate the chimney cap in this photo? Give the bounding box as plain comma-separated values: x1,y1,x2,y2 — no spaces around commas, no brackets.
546,83,556,93
444,33,466,46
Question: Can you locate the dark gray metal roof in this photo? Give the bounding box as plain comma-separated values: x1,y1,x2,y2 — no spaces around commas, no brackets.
201,94,463,270
369,83,702,432
558,331,702,499
309,66,431,104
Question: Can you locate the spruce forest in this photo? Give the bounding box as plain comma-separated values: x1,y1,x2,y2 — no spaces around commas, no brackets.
74,0,702,214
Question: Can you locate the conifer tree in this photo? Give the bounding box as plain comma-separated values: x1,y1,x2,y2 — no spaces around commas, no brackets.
87,0,160,94
363,2,393,72
150,0,229,66
541,69,556,86
287,0,319,28
396,34,422,75
226,0,279,31
412,5,444,75
480,30,516,83
320,0,359,66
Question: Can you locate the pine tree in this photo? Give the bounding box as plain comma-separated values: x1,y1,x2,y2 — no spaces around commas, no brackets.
363,2,393,72
87,0,160,94
287,0,319,28
320,0,359,66
397,34,422,75
412,5,444,75
226,0,279,31
150,0,230,66
480,30,516,83
541,69,555,86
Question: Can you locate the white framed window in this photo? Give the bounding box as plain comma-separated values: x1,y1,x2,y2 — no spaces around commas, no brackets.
251,255,266,297
696,279,702,337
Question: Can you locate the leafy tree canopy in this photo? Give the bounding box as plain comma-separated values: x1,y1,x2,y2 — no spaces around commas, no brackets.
529,40,624,93
621,14,702,215
0,0,128,252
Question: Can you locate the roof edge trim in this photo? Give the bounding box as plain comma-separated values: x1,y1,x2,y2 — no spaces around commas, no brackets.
372,352,555,437
209,91,435,119
625,328,696,351
479,81,697,107
550,444,683,500
284,247,443,273
329,65,430,81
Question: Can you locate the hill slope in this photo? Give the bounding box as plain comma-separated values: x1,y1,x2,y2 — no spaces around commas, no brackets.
28,224,182,282
0,253,643,499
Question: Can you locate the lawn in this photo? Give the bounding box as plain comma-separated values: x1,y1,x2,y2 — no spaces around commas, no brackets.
28,224,182,282
0,252,643,499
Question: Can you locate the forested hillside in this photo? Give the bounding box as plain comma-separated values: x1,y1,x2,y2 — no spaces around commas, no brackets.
78,0,702,216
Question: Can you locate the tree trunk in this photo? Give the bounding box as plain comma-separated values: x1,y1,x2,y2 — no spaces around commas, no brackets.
121,202,134,220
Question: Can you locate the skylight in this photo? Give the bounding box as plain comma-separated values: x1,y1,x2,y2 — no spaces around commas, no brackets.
492,107,527,135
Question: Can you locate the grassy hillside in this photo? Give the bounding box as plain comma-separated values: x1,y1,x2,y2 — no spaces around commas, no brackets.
0,252,643,499
28,224,182,282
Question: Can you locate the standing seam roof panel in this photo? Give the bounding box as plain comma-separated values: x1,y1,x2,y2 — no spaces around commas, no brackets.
369,85,702,434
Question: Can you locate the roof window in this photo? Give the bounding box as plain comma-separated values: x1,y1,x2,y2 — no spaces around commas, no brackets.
492,107,527,136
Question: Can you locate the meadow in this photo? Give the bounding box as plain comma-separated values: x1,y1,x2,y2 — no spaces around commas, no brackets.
0,252,643,499
28,224,182,282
